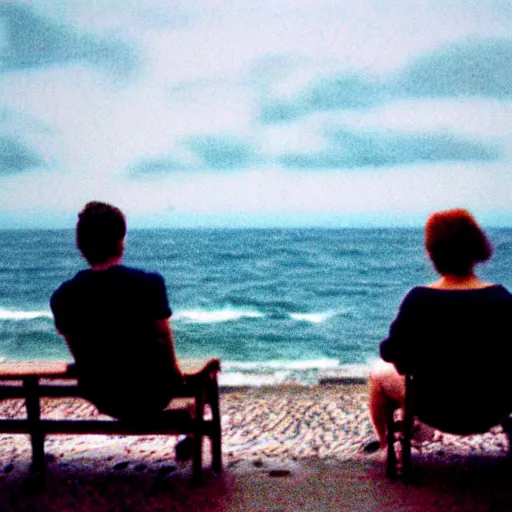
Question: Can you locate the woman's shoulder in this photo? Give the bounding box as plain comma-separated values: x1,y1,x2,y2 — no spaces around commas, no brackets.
402,286,433,300
482,283,512,300
404,283,512,302
396,286,433,311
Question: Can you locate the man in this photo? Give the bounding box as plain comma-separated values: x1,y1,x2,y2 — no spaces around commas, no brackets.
51,201,219,423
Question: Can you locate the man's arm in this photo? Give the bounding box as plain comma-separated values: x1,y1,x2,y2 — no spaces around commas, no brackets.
153,318,183,377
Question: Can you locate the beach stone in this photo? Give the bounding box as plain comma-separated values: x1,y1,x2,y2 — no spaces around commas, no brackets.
3,381,512,491
157,465,176,476
113,461,130,470
268,469,291,477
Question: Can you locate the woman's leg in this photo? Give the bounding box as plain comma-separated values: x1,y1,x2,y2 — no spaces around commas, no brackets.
368,360,405,450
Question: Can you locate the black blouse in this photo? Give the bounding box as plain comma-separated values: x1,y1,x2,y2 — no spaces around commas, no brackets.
380,284,512,432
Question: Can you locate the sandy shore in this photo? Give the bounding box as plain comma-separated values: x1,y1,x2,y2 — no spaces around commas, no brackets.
1,383,512,511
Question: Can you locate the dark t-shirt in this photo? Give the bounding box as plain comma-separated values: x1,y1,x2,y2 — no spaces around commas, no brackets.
50,265,180,419
380,284,512,433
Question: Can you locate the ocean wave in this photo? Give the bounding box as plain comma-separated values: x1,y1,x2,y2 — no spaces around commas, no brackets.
0,308,53,321
218,360,371,386
173,308,265,324
289,311,337,324
218,359,340,387
219,372,289,387
0,304,338,326
223,358,341,372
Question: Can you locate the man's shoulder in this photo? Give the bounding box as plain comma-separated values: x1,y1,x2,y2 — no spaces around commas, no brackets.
113,266,165,285
51,266,167,308
56,266,164,284
51,270,89,302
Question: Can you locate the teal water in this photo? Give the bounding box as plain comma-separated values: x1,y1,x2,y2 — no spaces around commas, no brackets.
1,228,512,385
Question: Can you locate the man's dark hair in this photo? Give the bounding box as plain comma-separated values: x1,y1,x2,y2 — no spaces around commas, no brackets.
425,208,492,276
76,202,126,266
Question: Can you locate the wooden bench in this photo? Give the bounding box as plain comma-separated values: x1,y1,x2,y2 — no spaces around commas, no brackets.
0,362,222,486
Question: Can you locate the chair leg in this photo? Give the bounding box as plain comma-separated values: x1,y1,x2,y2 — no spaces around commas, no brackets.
386,407,397,479
30,431,46,476
401,374,414,484
211,436,222,474
192,434,203,487
401,426,412,484
24,378,46,479
501,416,512,457
192,389,206,486
208,379,222,474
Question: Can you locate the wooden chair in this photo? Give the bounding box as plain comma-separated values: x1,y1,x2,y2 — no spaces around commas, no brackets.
0,361,222,486
386,373,512,483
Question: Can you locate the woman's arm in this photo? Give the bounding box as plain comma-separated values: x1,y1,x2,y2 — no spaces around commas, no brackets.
379,289,421,374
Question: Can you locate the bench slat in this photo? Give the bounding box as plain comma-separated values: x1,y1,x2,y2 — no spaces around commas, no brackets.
0,362,70,378
0,385,199,400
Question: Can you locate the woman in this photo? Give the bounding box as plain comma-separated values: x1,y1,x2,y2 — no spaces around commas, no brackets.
366,208,512,454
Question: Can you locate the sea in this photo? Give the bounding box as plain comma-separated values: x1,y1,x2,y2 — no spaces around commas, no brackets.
1,228,512,386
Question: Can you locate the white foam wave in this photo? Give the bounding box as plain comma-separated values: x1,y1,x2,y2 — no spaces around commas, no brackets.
223,358,340,371
219,372,289,387
219,360,371,386
289,311,336,324
0,308,53,321
174,308,264,324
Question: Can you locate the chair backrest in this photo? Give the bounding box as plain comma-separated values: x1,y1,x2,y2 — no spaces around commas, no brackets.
405,372,506,435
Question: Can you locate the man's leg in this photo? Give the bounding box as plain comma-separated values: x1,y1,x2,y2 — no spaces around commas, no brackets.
368,360,405,450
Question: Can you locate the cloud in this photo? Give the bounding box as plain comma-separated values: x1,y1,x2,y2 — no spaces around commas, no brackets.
260,75,382,124
129,126,502,175
0,3,138,76
306,76,382,111
130,135,261,174
278,129,502,169
393,38,512,98
258,38,512,125
0,136,42,174
130,156,191,175
0,108,53,134
186,135,259,170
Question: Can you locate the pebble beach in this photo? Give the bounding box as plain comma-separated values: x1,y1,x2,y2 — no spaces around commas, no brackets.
2,382,512,511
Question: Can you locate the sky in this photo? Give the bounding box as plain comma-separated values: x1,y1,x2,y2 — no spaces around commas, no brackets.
0,0,511,228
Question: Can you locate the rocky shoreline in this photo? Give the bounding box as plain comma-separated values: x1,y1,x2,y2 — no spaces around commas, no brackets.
0,383,509,469
0,383,511,511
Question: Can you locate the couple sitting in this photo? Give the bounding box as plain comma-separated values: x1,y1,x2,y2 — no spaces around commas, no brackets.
367,208,512,455
52,201,512,461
